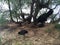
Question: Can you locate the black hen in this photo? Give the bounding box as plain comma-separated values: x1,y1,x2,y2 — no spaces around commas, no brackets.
18,30,28,35
37,9,53,23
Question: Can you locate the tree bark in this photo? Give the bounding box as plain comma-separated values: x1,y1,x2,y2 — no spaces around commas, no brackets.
8,0,13,22
26,0,34,23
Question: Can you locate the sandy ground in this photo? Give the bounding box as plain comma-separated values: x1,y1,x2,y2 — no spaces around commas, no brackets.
0,23,60,45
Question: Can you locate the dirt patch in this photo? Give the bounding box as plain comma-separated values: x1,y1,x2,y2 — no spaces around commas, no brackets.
0,23,60,45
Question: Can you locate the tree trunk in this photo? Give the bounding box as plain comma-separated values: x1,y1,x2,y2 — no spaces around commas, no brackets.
8,0,13,22
33,0,40,25
26,0,34,23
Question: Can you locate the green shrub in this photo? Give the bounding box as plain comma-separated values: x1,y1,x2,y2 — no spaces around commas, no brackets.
55,24,60,30
0,17,8,26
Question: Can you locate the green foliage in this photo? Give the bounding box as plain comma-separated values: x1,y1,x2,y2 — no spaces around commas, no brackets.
0,16,8,26
55,24,60,30
0,0,60,23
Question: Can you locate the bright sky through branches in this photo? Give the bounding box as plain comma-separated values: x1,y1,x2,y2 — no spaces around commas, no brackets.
0,2,60,23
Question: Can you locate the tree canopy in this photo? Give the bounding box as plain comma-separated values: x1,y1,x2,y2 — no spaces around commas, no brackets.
0,0,60,26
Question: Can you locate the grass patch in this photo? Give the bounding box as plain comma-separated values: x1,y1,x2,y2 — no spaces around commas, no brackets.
45,29,52,33
0,35,2,45
54,24,60,31
0,17,8,26
3,39,33,45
